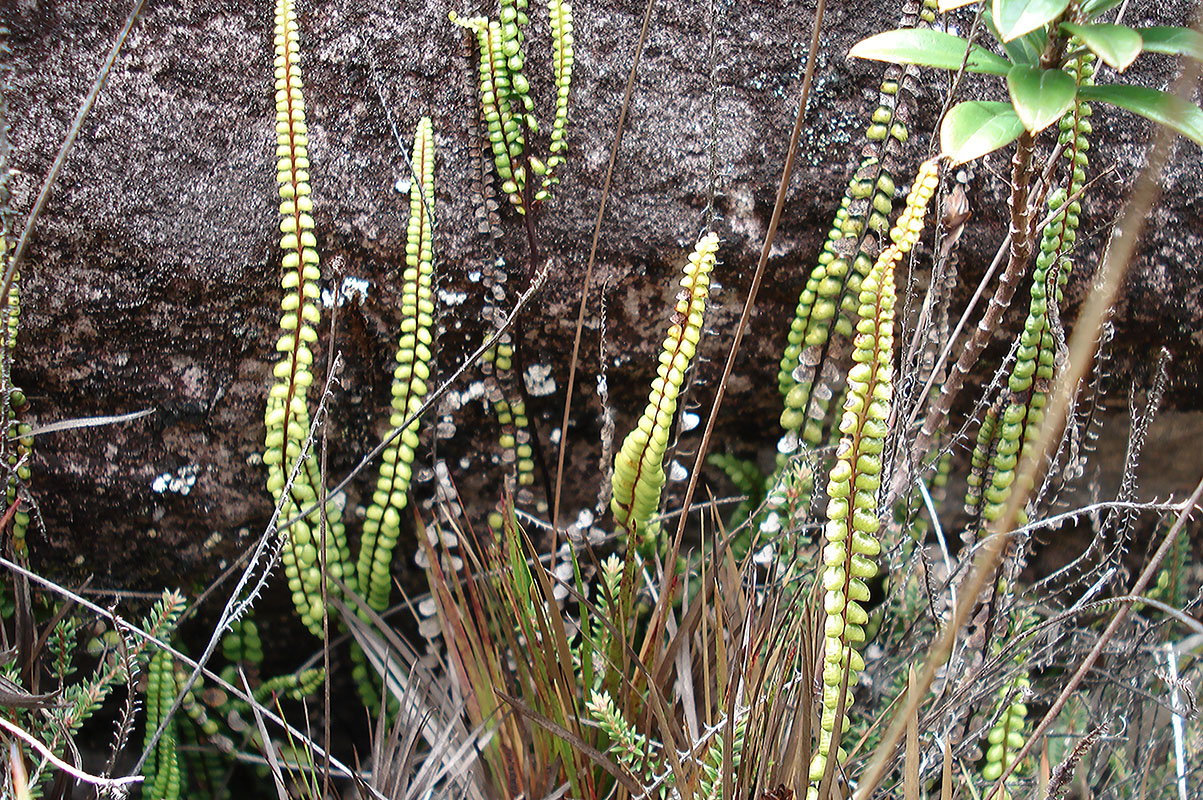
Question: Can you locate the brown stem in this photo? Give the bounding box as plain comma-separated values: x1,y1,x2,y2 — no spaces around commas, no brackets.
916,130,1036,453
913,28,1069,458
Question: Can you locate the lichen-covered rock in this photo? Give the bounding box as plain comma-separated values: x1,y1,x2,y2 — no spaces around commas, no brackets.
2,0,1200,586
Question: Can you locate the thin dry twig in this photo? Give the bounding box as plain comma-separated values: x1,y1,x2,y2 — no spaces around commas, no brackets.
0,716,141,792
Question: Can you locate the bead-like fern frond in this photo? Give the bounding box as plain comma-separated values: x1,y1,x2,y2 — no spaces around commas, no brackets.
455,0,574,211
756,0,935,568
453,14,525,203
537,0,574,201
0,56,29,560
356,116,436,613
142,649,182,800
776,0,936,436
980,604,1035,800
264,0,355,635
972,53,1095,531
611,232,718,552
808,158,939,799
981,674,1030,799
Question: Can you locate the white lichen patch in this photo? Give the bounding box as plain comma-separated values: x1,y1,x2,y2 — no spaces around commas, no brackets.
321,275,372,309
152,465,199,495
328,491,347,513
438,381,487,414
565,509,606,547
437,288,467,306
524,363,556,396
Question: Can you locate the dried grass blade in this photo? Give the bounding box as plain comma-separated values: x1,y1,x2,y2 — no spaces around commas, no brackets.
497,689,644,795
941,739,953,800
239,670,289,800
904,667,919,800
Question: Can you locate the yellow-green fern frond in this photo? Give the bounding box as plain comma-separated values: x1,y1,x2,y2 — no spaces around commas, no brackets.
980,603,1036,800
0,81,29,559
982,673,1031,798
808,158,939,799
456,0,574,210
357,116,436,612
537,0,574,200
482,340,537,507
264,0,354,635
221,615,264,667
453,13,525,204
611,232,718,552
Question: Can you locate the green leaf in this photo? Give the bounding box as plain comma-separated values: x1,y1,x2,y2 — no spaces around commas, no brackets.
1061,22,1143,71
1078,84,1203,147
849,29,1012,76
1007,64,1078,132
941,101,1027,164
983,5,1047,64
1140,27,1203,61
992,0,1070,42
1080,0,1124,18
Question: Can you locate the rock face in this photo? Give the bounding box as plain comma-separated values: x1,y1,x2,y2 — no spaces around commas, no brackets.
2,0,1201,589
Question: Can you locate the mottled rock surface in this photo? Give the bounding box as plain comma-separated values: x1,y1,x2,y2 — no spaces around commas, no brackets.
3,0,1201,589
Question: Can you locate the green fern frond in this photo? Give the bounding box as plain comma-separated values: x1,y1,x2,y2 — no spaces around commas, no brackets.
778,167,887,403
979,603,1037,800
498,0,531,111
611,232,718,552
357,116,436,612
0,71,29,560
221,614,264,667
981,672,1031,799
975,53,1095,530
456,0,573,210
808,158,939,799
453,13,525,204
142,649,182,800
264,0,354,635
965,399,1003,518
537,0,574,200
776,0,933,412
482,341,537,507
763,3,934,562
173,666,221,742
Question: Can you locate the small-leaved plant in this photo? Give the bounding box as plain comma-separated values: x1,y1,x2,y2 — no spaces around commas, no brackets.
850,0,1203,163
